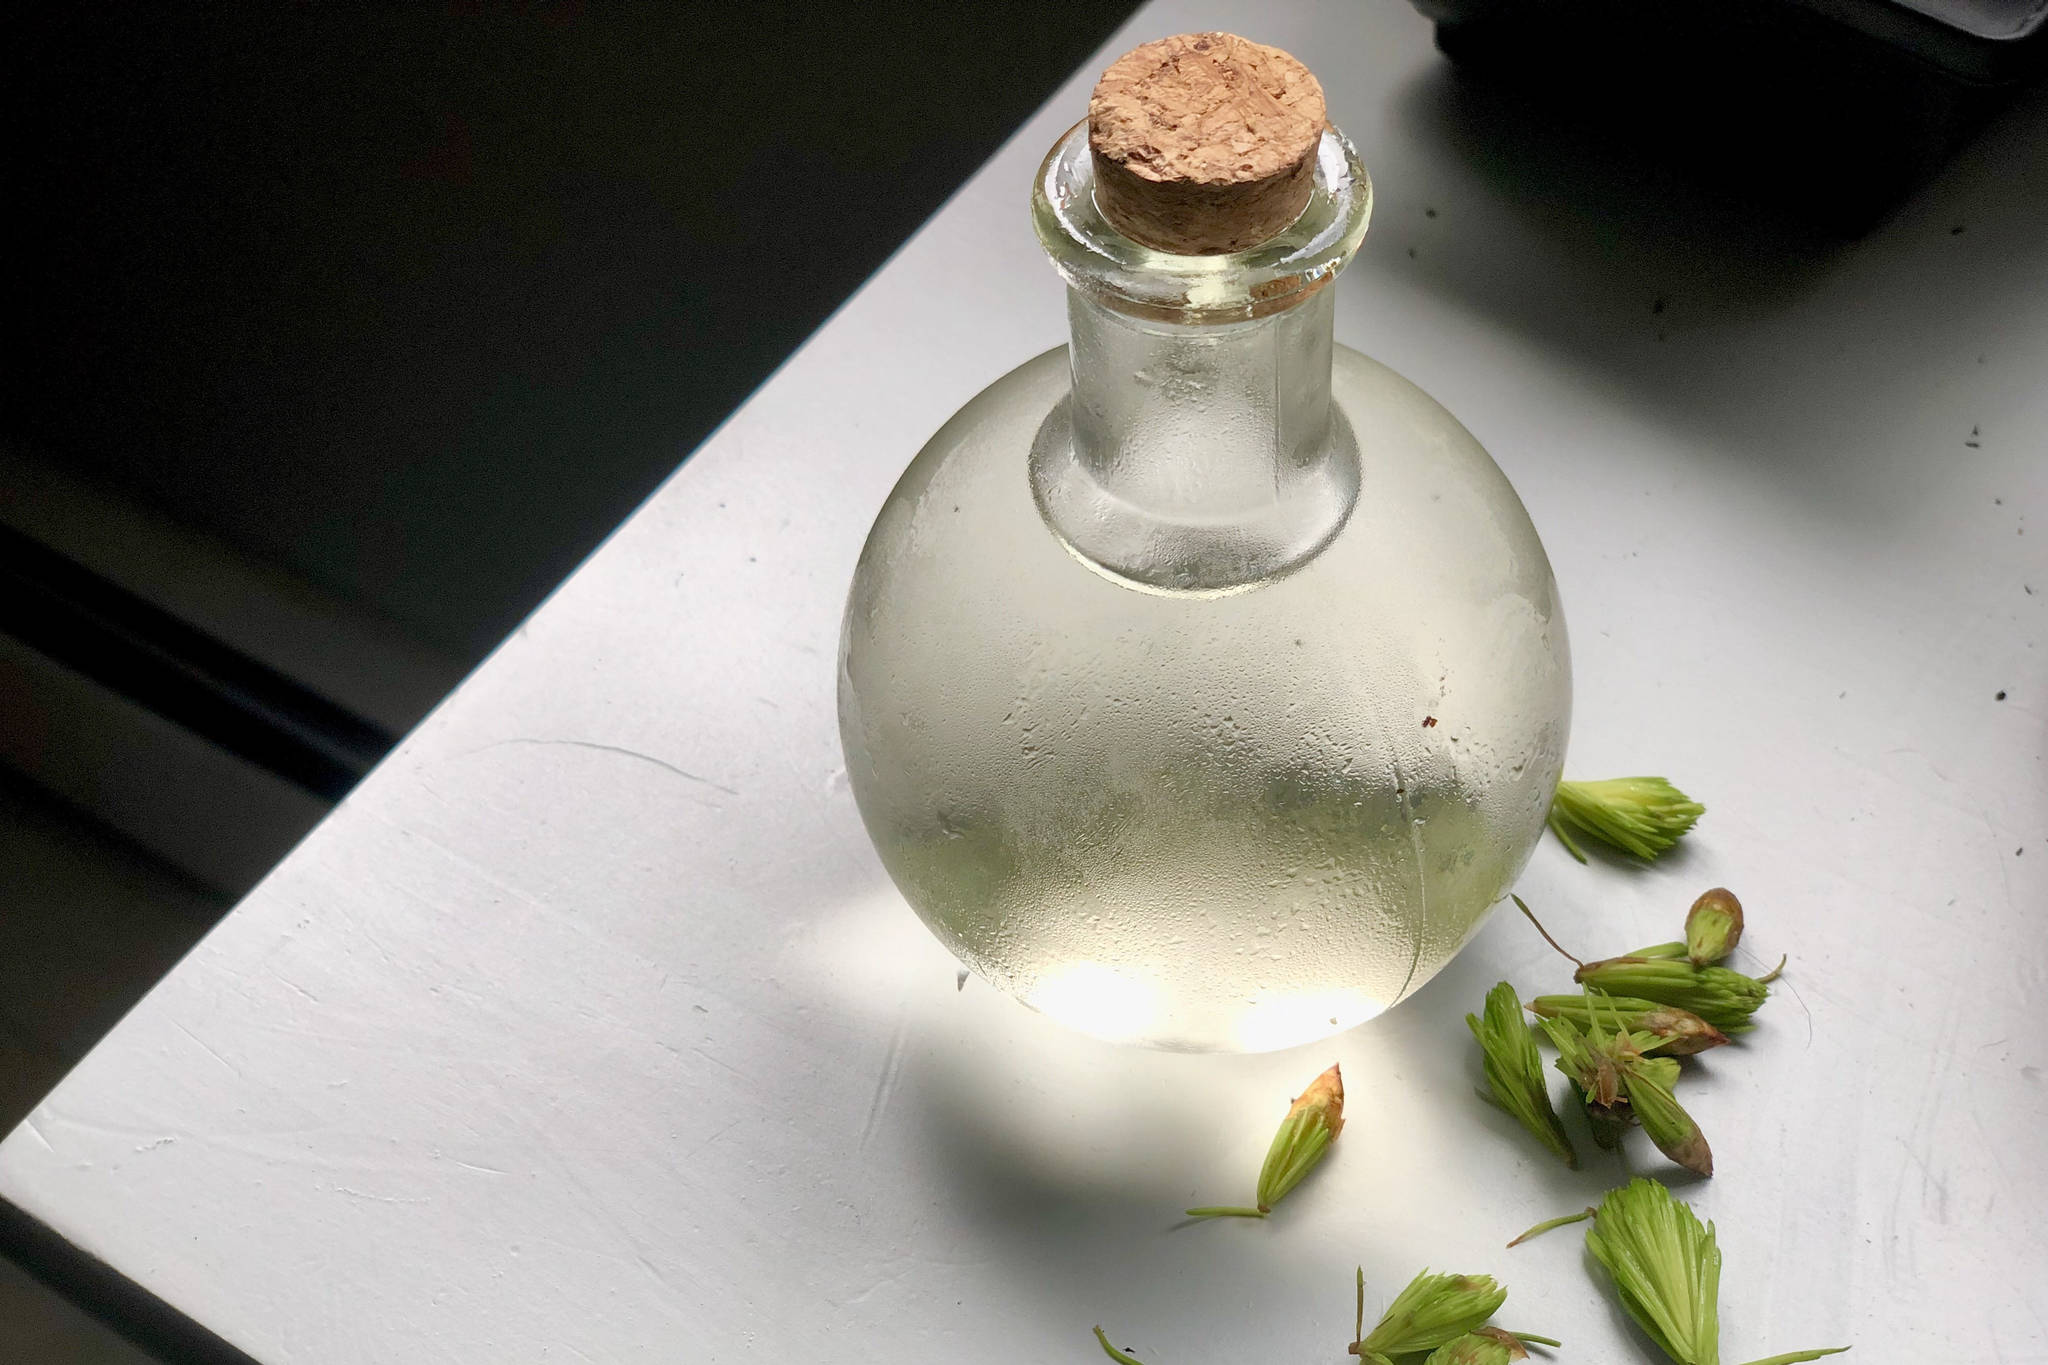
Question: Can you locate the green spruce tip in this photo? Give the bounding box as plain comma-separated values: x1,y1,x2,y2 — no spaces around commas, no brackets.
1620,1056,1713,1177
1586,1178,1849,1365
1528,992,1731,1055
1188,1063,1342,1220
1684,888,1744,965
1574,956,1769,1032
1549,777,1704,862
1585,1178,1723,1364
1541,997,1712,1168
1355,1269,1509,1358
1468,981,1577,1168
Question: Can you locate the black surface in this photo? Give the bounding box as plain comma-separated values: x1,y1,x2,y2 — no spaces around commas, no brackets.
0,524,391,799
0,1198,261,1365
1413,0,2041,232
1797,0,2048,82
6,2,1142,661
1416,0,2048,80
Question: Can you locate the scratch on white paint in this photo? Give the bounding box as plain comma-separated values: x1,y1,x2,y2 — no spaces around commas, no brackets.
842,1256,914,1308
857,1012,909,1155
1897,1136,1951,1224
263,962,321,1004
687,1046,747,1080
679,1119,743,1164
173,1023,245,1080
463,737,740,798
332,1186,430,1206
634,1251,701,1298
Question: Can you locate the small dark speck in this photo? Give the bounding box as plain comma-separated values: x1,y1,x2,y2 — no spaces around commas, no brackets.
1996,497,2004,504
1996,690,2007,700
1294,638,1304,647
1951,224,1966,234
1967,440,1982,449
1329,1017,1339,1026
1972,425,1980,435
1422,715,1438,728
952,505,960,512
2019,847,2026,857
2026,585,2036,595
1652,296,1668,315
1838,690,1848,699
1425,206,1438,218
956,969,970,991
747,555,757,563
692,1004,708,1013
1407,246,1417,258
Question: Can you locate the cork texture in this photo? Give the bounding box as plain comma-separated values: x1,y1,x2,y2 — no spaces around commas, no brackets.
1088,32,1326,256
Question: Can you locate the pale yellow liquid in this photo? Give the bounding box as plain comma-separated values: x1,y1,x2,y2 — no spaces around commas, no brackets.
839,346,1569,1051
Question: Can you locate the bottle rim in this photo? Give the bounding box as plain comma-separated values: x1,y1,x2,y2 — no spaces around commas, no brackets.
1031,119,1373,325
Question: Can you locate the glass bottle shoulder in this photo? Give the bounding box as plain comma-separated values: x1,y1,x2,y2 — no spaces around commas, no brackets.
861,341,1563,630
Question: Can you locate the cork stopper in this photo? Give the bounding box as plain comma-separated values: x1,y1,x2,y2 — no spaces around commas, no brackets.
1088,32,1327,256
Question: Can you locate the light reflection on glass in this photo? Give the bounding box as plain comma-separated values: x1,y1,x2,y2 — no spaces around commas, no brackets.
1232,988,1385,1053
1025,962,1160,1044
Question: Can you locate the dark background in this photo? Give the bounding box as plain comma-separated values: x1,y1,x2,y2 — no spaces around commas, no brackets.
8,1,1139,662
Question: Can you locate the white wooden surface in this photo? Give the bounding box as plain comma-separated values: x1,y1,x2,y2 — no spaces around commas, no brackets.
6,3,2045,1359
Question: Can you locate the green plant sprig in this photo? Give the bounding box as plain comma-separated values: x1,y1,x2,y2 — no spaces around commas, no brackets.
1527,993,1729,1055
1579,1179,1848,1365
1514,890,1780,1034
1549,777,1704,862
1572,956,1771,1033
1536,991,1714,1176
1350,1267,1511,1364
1469,981,1577,1168
1187,1063,1343,1219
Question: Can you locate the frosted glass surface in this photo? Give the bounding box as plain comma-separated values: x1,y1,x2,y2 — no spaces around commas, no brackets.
840,345,1571,1051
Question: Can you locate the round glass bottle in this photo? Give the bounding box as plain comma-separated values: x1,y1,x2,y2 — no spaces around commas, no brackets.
838,96,1570,1053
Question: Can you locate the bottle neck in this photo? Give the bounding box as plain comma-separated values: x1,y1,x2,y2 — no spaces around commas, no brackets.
1027,119,1372,594
1071,284,1338,513
1032,286,1357,594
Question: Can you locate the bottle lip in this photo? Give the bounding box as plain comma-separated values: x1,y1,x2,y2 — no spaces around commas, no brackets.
1031,119,1373,325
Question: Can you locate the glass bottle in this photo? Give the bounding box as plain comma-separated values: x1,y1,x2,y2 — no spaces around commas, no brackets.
838,42,1570,1052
